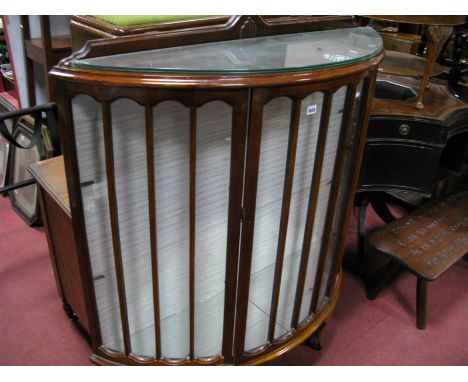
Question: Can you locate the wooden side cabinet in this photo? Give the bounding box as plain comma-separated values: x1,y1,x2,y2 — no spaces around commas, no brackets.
29,157,90,335
48,17,383,365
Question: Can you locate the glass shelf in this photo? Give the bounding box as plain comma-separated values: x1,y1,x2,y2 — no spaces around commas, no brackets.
71,27,382,75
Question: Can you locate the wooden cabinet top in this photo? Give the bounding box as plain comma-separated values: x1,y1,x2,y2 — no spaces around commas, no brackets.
372,74,468,121
51,21,383,89
29,156,70,218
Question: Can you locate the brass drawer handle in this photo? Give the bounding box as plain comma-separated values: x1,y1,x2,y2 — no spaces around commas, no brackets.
399,123,410,136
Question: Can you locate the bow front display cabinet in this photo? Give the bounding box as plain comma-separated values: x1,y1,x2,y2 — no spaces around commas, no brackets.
49,18,383,365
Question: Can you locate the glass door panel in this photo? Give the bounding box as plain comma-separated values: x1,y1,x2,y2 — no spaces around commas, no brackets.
110,99,155,357
273,92,325,337
153,101,191,359
72,94,124,352
194,101,232,357
298,85,347,323
245,96,292,350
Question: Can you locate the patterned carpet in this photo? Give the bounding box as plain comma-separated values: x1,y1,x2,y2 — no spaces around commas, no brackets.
0,194,467,365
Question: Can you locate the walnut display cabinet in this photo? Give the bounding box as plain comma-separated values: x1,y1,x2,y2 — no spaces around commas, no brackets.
50,17,383,365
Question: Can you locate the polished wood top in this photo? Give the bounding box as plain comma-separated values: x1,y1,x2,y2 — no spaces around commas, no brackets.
368,191,468,281
26,34,72,52
372,74,468,121
29,156,70,218
379,50,446,78
365,16,466,26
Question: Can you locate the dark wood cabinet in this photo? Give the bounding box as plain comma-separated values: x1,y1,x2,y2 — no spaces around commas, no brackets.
360,75,468,197
47,17,383,365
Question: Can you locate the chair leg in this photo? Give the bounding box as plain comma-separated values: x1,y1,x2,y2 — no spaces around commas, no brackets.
416,278,427,330
356,193,369,277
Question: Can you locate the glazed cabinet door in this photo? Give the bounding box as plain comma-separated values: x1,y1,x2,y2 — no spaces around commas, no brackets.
234,78,372,364
58,72,374,365
64,89,248,365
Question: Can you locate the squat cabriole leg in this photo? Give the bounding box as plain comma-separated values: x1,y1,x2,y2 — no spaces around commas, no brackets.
306,323,326,350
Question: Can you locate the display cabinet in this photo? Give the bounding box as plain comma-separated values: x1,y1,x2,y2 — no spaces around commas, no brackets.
50,16,383,365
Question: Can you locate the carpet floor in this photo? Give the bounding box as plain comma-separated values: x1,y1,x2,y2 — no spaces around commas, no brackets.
0,194,467,366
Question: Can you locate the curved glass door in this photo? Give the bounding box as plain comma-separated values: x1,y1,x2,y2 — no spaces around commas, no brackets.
240,83,351,355
71,94,239,361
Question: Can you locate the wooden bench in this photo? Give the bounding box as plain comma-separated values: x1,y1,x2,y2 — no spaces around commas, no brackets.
367,191,468,329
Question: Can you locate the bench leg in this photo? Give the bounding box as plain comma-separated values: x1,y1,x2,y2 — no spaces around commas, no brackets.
416,278,427,330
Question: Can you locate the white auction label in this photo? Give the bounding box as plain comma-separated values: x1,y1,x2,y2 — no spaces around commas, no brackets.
307,104,317,115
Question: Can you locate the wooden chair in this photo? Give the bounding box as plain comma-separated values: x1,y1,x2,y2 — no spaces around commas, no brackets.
367,191,468,329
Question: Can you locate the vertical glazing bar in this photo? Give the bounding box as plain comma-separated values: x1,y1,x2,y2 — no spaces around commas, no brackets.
325,76,374,298
145,105,162,359
189,106,197,361
290,93,333,328
309,86,356,314
101,102,131,355
233,89,265,362
222,100,248,363
267,98,301,342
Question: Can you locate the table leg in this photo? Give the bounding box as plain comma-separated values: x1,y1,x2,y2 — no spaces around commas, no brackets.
357,193,369,276
416,25,453,109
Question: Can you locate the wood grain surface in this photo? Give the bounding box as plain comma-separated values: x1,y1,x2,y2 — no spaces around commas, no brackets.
368,191,468,281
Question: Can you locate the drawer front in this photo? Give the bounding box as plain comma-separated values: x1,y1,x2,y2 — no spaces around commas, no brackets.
367,117,447,146
359,142,443,195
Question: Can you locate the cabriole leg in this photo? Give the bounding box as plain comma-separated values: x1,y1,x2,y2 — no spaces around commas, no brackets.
306,323,326,350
